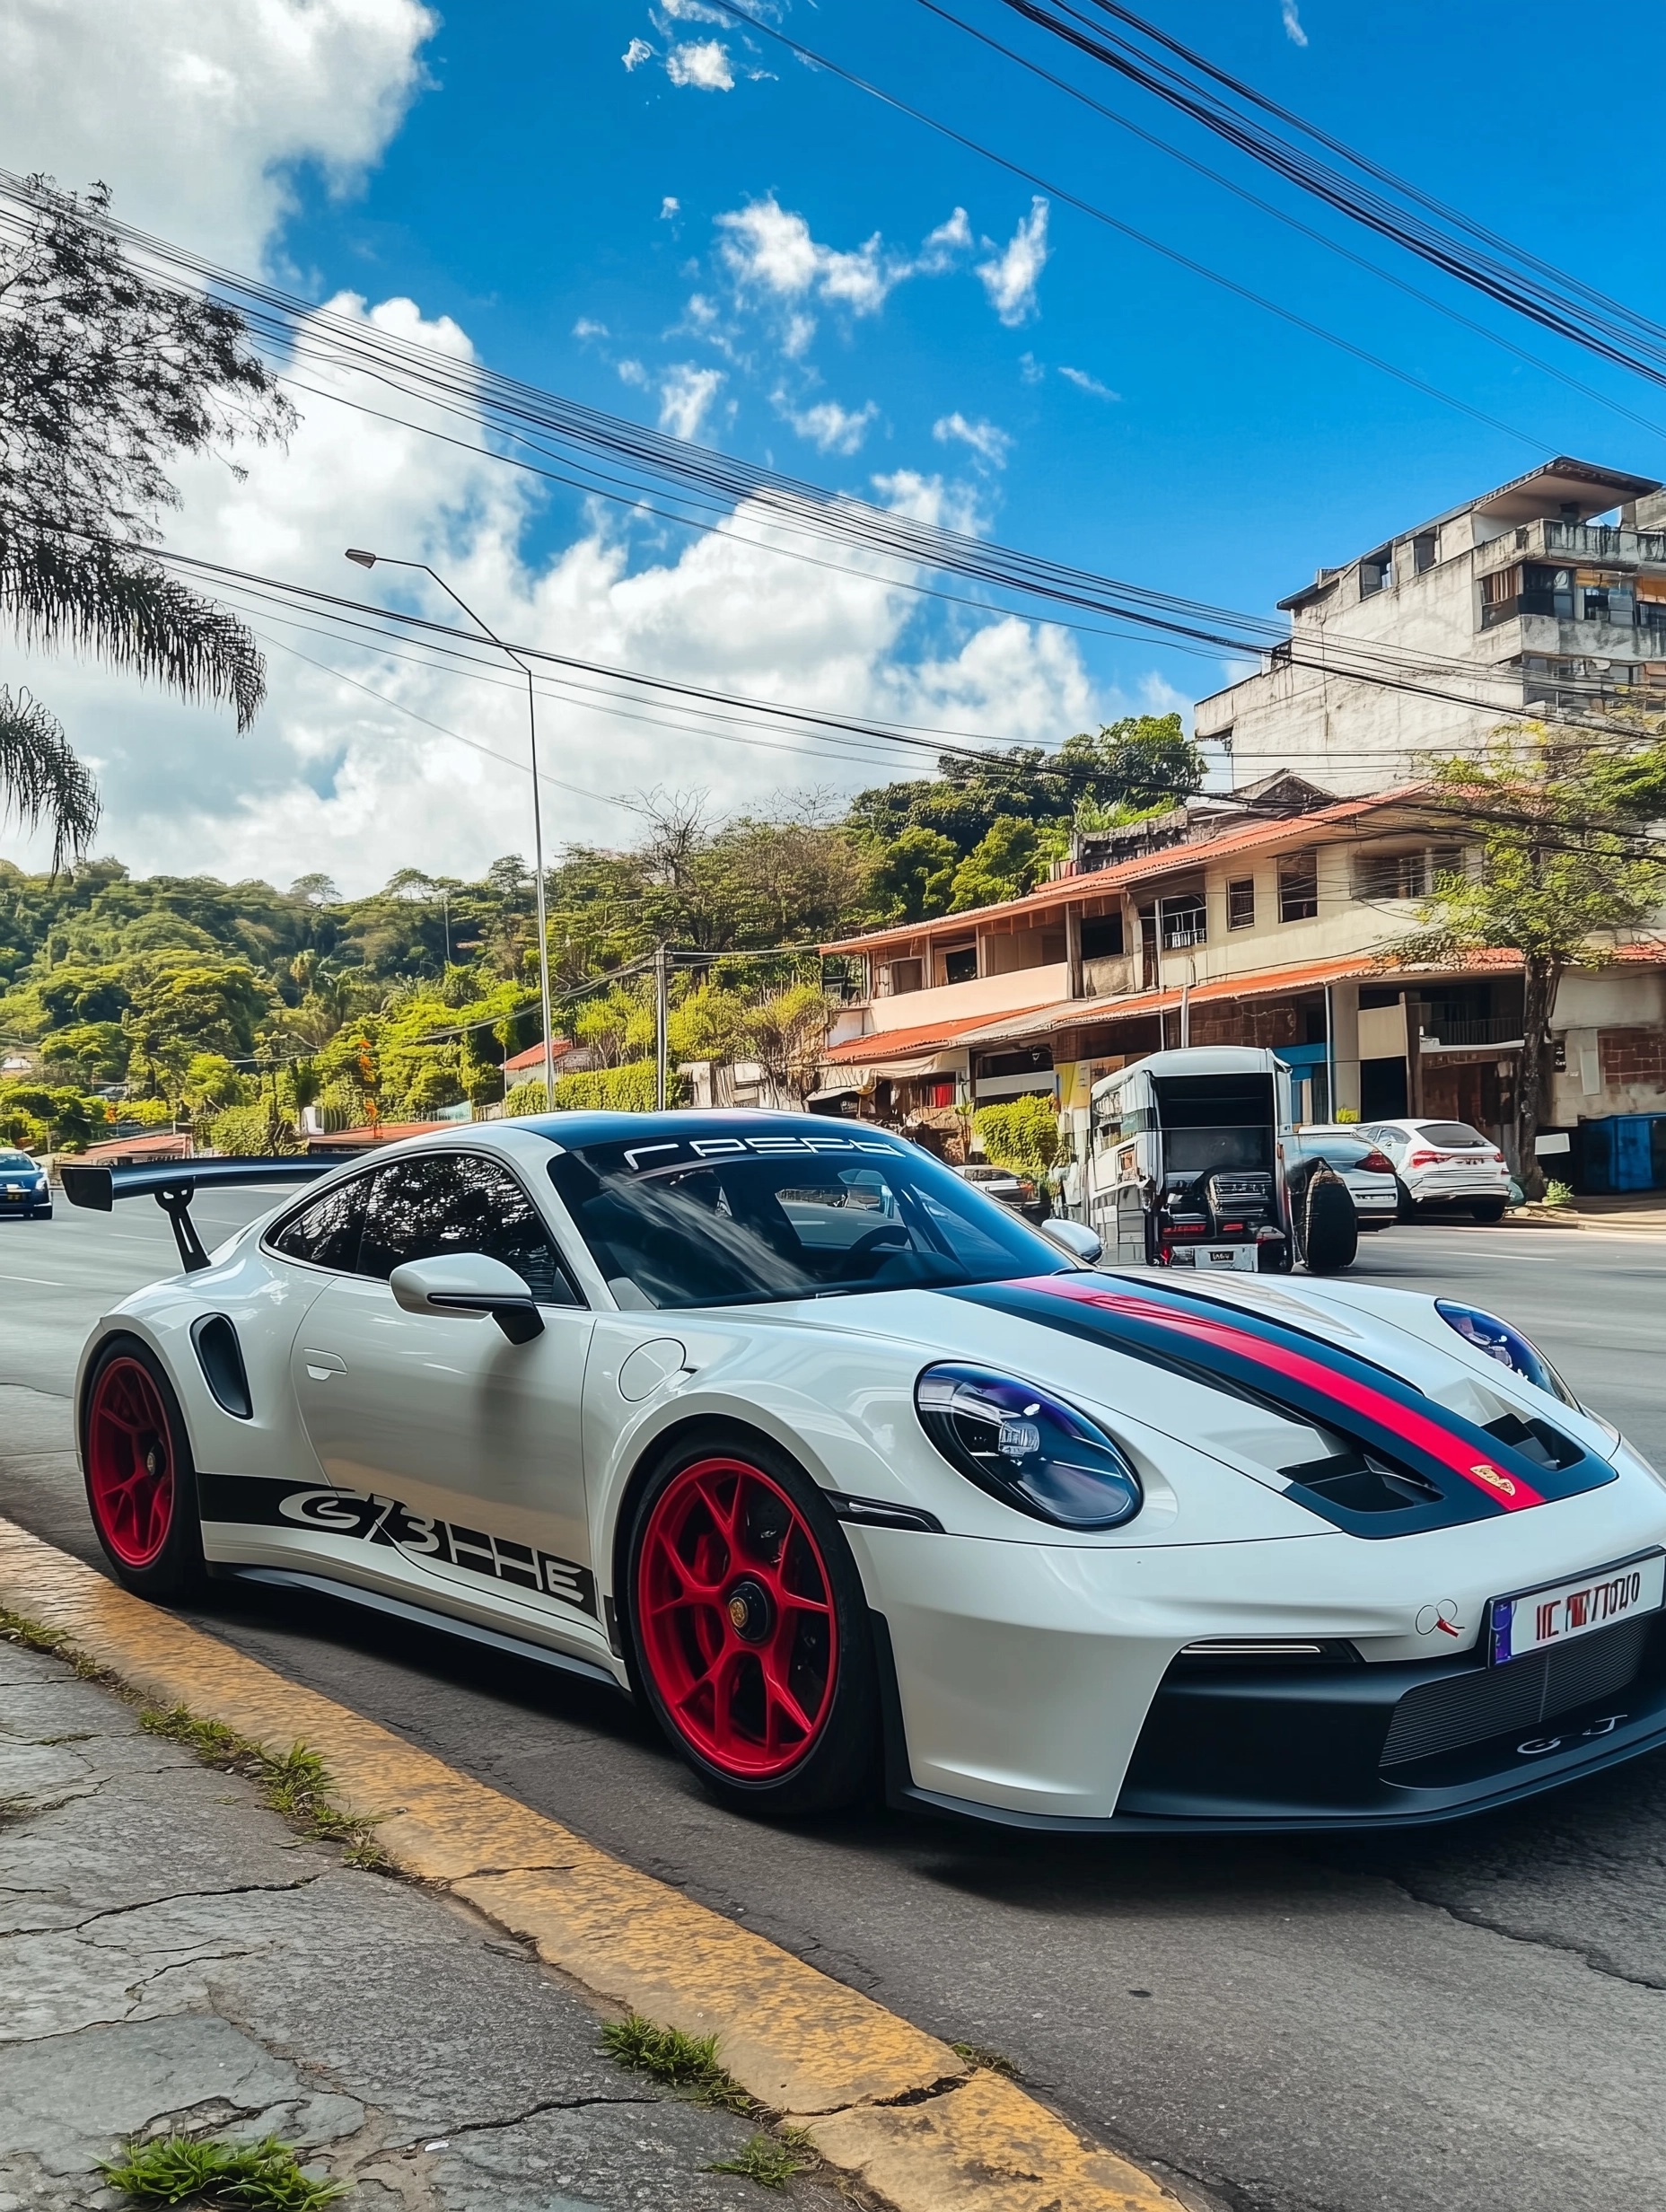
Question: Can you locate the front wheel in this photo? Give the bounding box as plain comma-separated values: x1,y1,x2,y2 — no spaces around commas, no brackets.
626,1433,880,1817
81,1339,205,1599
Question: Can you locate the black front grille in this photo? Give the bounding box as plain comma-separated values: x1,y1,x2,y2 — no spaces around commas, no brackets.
1381,1618,1649,1768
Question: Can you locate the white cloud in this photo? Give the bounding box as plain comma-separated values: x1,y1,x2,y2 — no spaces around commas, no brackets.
665,40,733,90
659,0,728,17
660,195,681,219
618,358,650,388
916,206,971,273
0,22,1120,889
658,363,725,441
1281,0,1309,45
0,0,434,268
718,197,895,315
1019,351,1044,385
775,396,879,455
977,198,1050,326
573,317,609,341
933,413,1013,468
0,325,1107,890
715,197,981,329
622,36,653,68
1058,364,1118,400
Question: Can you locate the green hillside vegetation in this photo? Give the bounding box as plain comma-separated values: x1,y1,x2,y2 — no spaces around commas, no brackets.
0,717,1199,1151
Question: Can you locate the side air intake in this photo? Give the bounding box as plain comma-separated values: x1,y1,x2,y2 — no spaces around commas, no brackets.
190,1314,253,1420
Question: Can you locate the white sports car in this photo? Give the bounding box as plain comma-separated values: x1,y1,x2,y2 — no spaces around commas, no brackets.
64,1111,1666,1832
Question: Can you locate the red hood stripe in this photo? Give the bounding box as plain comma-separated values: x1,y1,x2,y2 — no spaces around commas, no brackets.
1018,1277,1546,1512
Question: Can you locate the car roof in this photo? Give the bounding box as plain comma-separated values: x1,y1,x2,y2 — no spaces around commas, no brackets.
519,1109,915,1152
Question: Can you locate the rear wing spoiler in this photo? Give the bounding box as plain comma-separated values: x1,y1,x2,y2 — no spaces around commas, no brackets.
60,1156,333,1273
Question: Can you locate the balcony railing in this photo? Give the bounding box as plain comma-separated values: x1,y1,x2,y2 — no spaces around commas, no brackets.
1546,518,1666,565
1418,1014,1523,1049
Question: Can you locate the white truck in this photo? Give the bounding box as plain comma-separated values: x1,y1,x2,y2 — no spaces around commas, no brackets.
1086,1046,1356,1276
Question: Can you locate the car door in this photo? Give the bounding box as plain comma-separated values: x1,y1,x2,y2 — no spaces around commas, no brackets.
288,1147,603,1649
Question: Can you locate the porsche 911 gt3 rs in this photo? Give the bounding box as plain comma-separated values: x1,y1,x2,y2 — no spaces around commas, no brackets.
65,1112,1666,1831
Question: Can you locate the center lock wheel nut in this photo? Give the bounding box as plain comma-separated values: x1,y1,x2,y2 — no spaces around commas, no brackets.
725,1576,775,1643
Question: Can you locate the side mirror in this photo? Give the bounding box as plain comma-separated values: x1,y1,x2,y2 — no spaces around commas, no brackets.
1038,1217,1102,1266
389,1253,545,1343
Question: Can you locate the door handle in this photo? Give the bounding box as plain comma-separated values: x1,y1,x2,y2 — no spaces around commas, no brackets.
303,1348,347,1381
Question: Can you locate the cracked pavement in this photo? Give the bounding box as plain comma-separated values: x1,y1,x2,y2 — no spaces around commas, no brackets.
0,1639,840,2211
8,1198,1666,2212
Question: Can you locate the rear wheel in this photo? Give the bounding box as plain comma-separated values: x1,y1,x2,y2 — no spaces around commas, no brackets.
82,1339,205,1599
1298,1171,1358,1274
627,1433,879,1816
1469,1199,1507,1223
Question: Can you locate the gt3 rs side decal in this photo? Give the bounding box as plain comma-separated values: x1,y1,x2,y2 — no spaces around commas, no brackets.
197,1472,598,1617
948,1276,1614,1532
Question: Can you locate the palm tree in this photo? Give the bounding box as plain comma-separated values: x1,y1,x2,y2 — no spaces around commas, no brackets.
0,174,291,869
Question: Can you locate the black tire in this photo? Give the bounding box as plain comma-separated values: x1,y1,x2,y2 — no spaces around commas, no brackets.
1299,1169,1358,1275
80,1335,206,1600
1469,1199,1507,1224
623,1426,881,1819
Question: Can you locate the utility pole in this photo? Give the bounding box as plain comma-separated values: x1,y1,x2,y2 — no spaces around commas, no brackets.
346,549,557,1108
654,942,671,1112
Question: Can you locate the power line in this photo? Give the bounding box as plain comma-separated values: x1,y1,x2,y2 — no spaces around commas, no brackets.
989,0,1666,390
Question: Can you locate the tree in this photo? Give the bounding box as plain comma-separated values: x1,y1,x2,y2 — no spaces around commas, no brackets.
0,689,97,872
1391,725,1666,1198
743,983,837,1106
0,177,293,865
871,825,958,922
975,1093,1061,1178
949,816,1046,911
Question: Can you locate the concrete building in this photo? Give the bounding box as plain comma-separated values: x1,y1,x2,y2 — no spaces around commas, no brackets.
1194,457,1666,793
819,778,1666,1177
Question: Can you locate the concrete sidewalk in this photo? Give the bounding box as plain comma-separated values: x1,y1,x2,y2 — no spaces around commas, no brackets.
0,1635,839,2212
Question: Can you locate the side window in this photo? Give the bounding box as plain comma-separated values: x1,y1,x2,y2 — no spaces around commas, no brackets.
356,1152,579,1304
268,1174,368,1272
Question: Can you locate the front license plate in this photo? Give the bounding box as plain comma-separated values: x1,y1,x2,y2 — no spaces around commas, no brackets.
1489,1550,1666,1665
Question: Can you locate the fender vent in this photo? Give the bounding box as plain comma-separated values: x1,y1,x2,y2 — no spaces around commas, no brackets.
191,1314,252,1420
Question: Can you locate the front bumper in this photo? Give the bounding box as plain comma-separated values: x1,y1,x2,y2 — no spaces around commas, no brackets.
852,1506,1666,1832
1111,1614,1666,1830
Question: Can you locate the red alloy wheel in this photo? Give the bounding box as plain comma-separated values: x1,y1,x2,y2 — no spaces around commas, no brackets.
86,1357,176,1569
636,1455,839,1781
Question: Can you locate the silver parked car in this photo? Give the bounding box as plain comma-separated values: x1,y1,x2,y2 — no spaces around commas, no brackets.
1290,1128,1401,1230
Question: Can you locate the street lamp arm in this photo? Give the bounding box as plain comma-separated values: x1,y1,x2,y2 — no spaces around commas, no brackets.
345,547,557,1107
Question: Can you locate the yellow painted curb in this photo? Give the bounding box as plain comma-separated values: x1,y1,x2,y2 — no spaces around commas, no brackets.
0,1515,1181,2212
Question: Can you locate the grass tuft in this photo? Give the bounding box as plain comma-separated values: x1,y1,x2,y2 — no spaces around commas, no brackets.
1,1603,124,1689
0,1604,73,1657
139,1707,391,1872
100,2131,346,2209
707,2127,819,2190
601,2013,756,2114
951,2041,1016,2076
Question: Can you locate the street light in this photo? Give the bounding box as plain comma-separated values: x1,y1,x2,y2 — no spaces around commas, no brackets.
345,549,557,1110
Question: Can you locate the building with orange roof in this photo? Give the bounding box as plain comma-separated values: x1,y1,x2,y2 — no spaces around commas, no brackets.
819,775,1666,1170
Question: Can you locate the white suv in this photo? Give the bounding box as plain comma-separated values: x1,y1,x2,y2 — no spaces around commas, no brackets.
1359,1119,1512,1221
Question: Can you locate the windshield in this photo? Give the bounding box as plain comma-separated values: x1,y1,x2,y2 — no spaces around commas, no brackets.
0,1152,36,1171
545,1132,1066,1309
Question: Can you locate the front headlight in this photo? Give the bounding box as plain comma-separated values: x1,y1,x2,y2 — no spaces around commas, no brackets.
1435,1300,1576,1406
915,1364,1143,1530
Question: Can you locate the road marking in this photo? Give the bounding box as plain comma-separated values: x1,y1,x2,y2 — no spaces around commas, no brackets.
0,1514,1177,2212
0,1271,76,1288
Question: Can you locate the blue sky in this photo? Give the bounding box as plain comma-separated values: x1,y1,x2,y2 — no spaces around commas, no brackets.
280,0,1664,664
3,0,1663,884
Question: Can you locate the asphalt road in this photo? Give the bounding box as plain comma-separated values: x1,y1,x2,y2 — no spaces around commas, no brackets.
4,1196,1666,2212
